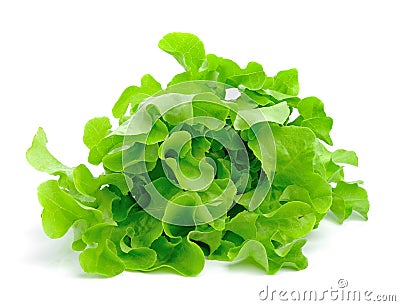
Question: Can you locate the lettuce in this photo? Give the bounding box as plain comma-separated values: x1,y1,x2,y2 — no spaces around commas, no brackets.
26,32,369,277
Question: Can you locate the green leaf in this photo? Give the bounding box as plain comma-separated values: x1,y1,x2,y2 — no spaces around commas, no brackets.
26,128,71,175
71,219,88,251
159,32,206,72
228,62,266,90
297,96,326,118
88,135,123,165
80,224,126,276
112,74,162,118
263,201,316,244
127,211,163,248
225,211,258,240
301,117,333,146
267,68,299,96
37,180,97,238
333,182,369,220
79,239,125,277
234,102,290,130
189,229,222,254
168,71,192,86
228,240,269,272
121,248,157,271
72,164,98,198
279,185,312,205
332,149,358,166
150,236,205,276
112,86,139,119
83,117,112,149
205,54,241,83
192,93,230,129
95,187,119,224
267,239,308,274
272,125,332,214
141,74,163,93
330,193,351,224
296,97,333,145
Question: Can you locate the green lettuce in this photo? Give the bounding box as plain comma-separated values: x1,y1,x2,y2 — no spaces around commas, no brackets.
26,32,369,277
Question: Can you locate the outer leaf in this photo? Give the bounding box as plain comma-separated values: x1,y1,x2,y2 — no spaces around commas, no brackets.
330,193,351,223
234,102,290,130
112,74,162,118
267,239,308,274
297,96,326,118
302,117,333,146
149,236,205,276
272,125,332,213
88,135,123,165
296,97,333,145
267,68,299,96
208,240,236,261
80,223,126,276
228,62,266,90
121,248,157,271
225,211,258,240
264,201,316,244
95,187,119,224
26,128,71,175
188,229,222,254
159,32,206,72
83,117,112,149
332,149,358,166
38,180,96,238
333,182,369,220
206,54,241,81
127,211,163,248
228,240,269,272
279,185,312,205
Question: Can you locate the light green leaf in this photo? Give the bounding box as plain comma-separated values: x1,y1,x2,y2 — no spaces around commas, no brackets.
333,182,369,220
272,125,332,213
88,135,123,165
225,211,258,240
228,240,269,272
302,117,333,146
26,128,71,175
267,68,299,96
234,102,290,130
297,96,326,118
159,32,206,72
112,74,162,118
332,149,358,166
330,193,351,224
121,248,157,271
228,62,266,90
189,229,222,254
79,239,125,277
149,236,205,276
279,185,312,205
264,201,316,244
38,180,96,238
127,211,163,248
267,239,308,274
83,117,112,149
80,224,126,277
296,97,333,145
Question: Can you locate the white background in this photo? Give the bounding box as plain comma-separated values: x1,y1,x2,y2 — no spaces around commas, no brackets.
1,0,399,305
